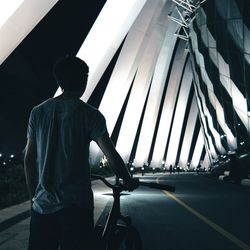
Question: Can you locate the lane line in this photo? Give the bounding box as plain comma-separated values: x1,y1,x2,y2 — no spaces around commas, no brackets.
156,177,250,250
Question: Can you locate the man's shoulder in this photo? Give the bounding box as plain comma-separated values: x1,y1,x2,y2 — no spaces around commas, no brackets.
82,101,99,113
81,101,101,115
31,98,104,118
32,98,54,112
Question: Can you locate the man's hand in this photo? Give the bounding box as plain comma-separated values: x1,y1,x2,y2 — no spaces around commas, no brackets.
123,178,139,192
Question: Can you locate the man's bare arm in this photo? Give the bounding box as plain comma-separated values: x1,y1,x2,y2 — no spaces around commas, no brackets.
24,139,37,201
96,133,131,182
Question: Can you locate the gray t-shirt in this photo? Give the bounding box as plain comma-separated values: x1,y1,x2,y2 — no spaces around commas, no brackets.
27,98,107,214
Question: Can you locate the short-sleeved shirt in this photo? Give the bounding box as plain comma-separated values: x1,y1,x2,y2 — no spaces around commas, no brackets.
27,98,107,214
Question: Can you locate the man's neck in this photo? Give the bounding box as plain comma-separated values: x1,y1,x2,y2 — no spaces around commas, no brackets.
56,91,82,100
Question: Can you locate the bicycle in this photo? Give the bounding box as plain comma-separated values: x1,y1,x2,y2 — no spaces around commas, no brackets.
91,174,175,250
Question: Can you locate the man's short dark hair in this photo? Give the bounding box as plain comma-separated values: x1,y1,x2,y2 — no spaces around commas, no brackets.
53,56,89,91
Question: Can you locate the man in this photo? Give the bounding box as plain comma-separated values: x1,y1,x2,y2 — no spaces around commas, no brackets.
24,56,137,250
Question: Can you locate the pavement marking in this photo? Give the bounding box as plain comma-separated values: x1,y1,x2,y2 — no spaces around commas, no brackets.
156,177,250,250
0,210,30,233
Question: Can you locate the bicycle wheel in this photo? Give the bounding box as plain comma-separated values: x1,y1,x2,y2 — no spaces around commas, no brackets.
107,224,142,250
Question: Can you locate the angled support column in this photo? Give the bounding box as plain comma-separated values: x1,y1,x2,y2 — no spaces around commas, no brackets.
0,0,58,65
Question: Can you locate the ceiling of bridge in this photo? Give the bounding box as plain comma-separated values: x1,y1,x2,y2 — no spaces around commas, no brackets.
5,0,244,170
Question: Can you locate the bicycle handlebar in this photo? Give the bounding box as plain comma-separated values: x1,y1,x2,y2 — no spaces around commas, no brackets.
91,174,175,192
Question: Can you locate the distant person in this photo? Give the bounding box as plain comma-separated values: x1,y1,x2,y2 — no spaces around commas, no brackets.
169,164,173,174
173,166,176,174
229,154,240,184
24,56,138,250
196,164,201,174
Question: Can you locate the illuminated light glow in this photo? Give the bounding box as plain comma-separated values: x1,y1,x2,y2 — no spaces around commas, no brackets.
203,152,211,169
217,61,248,130
115,26,165,162
134,6,179,167
88,0,164,165
0,0,24,28
193,83,218,159
195,10,248,135
97,0,170,164
54,87,62,97
0,0,58,65
78,0,150,165
212,87,236,150
205,82,236,149
190,29,231,153
75,0,147,102
99,0,166,132
151,39,188,167
166,59,193,167
231,83,248,128
219,76,248,131
198,70,226,154
189,32,217,159
190,129,204,168
199,32,236,149
178,95,198,168
234,106,249,138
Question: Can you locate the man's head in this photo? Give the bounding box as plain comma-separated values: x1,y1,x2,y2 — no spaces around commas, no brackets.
53,56,89,93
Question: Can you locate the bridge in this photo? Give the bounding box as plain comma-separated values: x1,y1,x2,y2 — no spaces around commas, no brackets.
0,0,250,249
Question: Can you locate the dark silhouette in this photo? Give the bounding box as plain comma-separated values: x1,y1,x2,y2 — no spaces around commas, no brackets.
169,164,173,174
24,56,138,250
152,167,156,174
141,164,146,176
177,166,180,174
229,154,241,184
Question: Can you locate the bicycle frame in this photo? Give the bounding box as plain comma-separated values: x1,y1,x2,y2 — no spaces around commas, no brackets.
92,174,175,250
101,182,131,245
